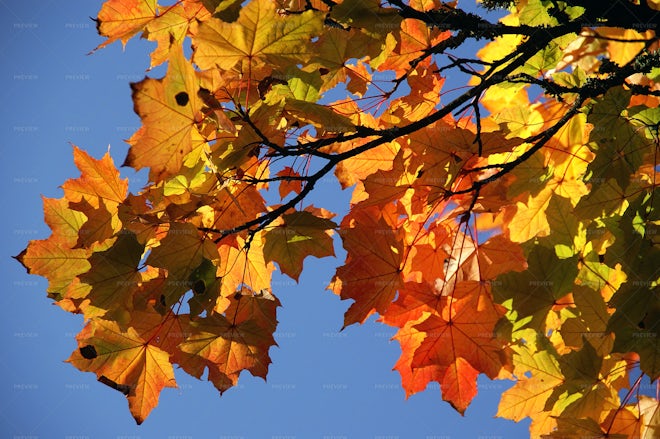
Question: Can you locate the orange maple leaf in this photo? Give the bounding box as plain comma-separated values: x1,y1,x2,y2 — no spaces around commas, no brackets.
397,281,512,413
331,204,405,327
68,319,177,424
125,47,206,181
177,289,280,393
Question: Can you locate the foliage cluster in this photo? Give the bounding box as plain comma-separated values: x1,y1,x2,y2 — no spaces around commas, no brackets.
17,0,660,436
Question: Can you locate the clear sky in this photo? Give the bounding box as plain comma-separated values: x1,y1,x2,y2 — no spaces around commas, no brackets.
0,1,532,438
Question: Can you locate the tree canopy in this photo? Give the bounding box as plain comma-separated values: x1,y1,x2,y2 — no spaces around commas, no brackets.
16,0,660,436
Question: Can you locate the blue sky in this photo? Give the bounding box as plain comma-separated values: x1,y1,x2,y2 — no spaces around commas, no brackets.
0,1,532,438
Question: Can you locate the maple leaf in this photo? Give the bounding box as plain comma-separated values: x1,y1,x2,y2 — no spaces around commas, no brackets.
321,104,399,189
263,210,337,281
505,187,553,243
192,0,324,73
376,12,448,74
604,194,660,379
178,314,268,392
406,222,452,275
146,222,219,306
357,148,426,215
586,88,651,192
62,145,128,208
546,342,624,421
383,281,446,329
540,195,587,259
15,146,127,306
599,28,655,67
216,233,274,300
177,289,279,393
380,64,445,125
94,0,212,69
125,47,206,181
600,404,646,438
276,166,302,199
406,281,512,413
70,199,117,248
75,231,145,322
496,330,564,432
639,395,660,439
308,27,384,93
19,0,660,430
68,318,177,424
392,318,445,397
493,243,578,332
143,2,211,69
559,286,614,356
15,238,90,303
127,305,194,366
41,197,87,248
93,0,157,50
186,257,223,317
330,204,405,327
208,182,267,233
476,234,527,279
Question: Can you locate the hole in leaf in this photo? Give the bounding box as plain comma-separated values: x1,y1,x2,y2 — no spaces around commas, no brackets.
79,345,97,359
257,76,287,99
175,91,189,106
638,313,648,329
193,279,206,295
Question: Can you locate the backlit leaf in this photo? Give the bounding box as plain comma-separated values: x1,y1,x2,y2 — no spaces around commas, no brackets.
20,0,660,428
178,290,279,393
410,281,512,413
192,0,324,72
124,47,206,181
330,204,405,327
94,0,157,50
67,319,177,424
263,211,336,281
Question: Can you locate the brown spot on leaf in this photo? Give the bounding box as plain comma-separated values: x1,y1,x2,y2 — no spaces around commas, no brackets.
80,345,97,359
193,279,206,295
175,91,189,106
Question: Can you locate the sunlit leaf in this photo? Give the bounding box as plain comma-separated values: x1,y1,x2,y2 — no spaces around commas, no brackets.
192,0,324,72
19,0,660,428
124,47,206,181
263,211,336,281
68,319,177,424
